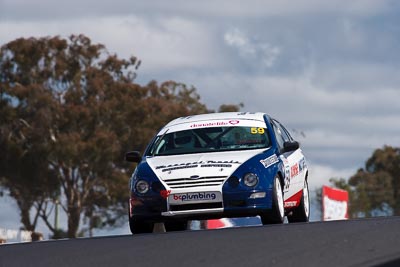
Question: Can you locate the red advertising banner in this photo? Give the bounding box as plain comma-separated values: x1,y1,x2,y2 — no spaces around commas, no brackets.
322,185,349,221
206,218,233,229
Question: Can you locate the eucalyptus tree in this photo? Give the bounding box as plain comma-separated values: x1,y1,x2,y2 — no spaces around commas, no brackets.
0,35,240,237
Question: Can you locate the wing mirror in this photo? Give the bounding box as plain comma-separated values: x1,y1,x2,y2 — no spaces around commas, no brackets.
283,141,300,153
125,151,142,163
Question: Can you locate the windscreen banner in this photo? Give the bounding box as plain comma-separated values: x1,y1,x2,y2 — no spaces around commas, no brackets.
322,185,349,221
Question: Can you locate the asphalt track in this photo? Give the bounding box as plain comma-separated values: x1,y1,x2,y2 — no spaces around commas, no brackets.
1,216,400,267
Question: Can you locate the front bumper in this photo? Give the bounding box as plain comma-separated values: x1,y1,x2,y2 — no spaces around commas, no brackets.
129,189,274,222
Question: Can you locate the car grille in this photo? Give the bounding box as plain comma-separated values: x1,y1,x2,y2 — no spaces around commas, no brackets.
164,176,227,189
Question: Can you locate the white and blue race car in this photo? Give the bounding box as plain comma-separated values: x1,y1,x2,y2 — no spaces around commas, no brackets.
126,112,309,233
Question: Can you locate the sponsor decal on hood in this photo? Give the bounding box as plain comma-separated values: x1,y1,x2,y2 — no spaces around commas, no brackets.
147,149,266,181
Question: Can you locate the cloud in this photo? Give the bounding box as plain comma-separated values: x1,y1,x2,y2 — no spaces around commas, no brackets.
307,162,354,191
174,65,400,171
0,15,224,74
224,29,255,55
224,28,281,68
1,0,395,22
0,0,399,194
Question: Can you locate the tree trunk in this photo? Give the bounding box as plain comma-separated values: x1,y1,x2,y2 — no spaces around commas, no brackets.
67,207,81,238
20,204,34,231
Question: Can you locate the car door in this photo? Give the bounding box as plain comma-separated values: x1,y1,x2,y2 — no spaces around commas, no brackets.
271,119,305,203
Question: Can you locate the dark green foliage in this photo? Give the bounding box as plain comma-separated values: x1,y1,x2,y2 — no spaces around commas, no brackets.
325,146,399,218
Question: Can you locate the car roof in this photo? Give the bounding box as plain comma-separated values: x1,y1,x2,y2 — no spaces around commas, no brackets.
165,112,268,128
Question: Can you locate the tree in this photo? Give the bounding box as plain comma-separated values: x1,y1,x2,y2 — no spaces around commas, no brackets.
0,69,60,235
0,34,140,237
364,146,400,214
0,35,241,238
321,146,399,219
218,103,244,112
347,146,399,217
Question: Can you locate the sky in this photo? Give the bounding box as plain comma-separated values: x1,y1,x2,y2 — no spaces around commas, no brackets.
1,0,400,235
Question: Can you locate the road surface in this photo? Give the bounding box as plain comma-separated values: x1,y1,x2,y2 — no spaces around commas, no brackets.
1,216,400,267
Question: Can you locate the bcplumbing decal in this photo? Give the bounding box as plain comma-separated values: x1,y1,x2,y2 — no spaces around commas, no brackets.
172,192,217,202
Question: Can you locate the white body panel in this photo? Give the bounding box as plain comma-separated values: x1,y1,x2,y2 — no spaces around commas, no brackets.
283,149,305,199
147,149,266,195
158,112,267,134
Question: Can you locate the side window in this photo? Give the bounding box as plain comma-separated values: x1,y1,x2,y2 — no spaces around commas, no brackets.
272,119,294,151
271,120,285,150
276,121,291,143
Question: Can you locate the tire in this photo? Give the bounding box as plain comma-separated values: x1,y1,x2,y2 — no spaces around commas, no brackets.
129,217,154,234
261,175,285,224
288,179,310,223
164,221,188,232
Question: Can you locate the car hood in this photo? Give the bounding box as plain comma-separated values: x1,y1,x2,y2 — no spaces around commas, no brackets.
146,149,266,181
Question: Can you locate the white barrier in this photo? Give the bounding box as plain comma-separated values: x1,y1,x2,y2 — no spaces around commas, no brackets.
323,196,348,221
0,227,32,243
322,185,349,221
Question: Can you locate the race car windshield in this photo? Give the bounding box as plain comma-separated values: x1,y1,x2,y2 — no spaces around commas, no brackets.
148,126,271,156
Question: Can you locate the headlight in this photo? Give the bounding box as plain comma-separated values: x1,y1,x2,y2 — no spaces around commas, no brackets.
135,180,150,194
243,173,259,187
129,168,138,190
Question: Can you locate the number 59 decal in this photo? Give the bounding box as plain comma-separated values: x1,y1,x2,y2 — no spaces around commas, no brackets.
250,127,265,134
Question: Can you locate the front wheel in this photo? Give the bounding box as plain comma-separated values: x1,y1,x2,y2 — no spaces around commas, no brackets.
288,179,310,223
261,176,285,224
129,217,154,234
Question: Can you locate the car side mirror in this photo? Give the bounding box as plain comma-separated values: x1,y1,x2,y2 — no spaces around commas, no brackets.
125,151,142,163
283,141,300,153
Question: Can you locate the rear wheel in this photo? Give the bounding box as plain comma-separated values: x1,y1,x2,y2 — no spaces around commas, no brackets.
164,221,188,232
261,176,285,224
129,217,154,234
288,180,310,223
